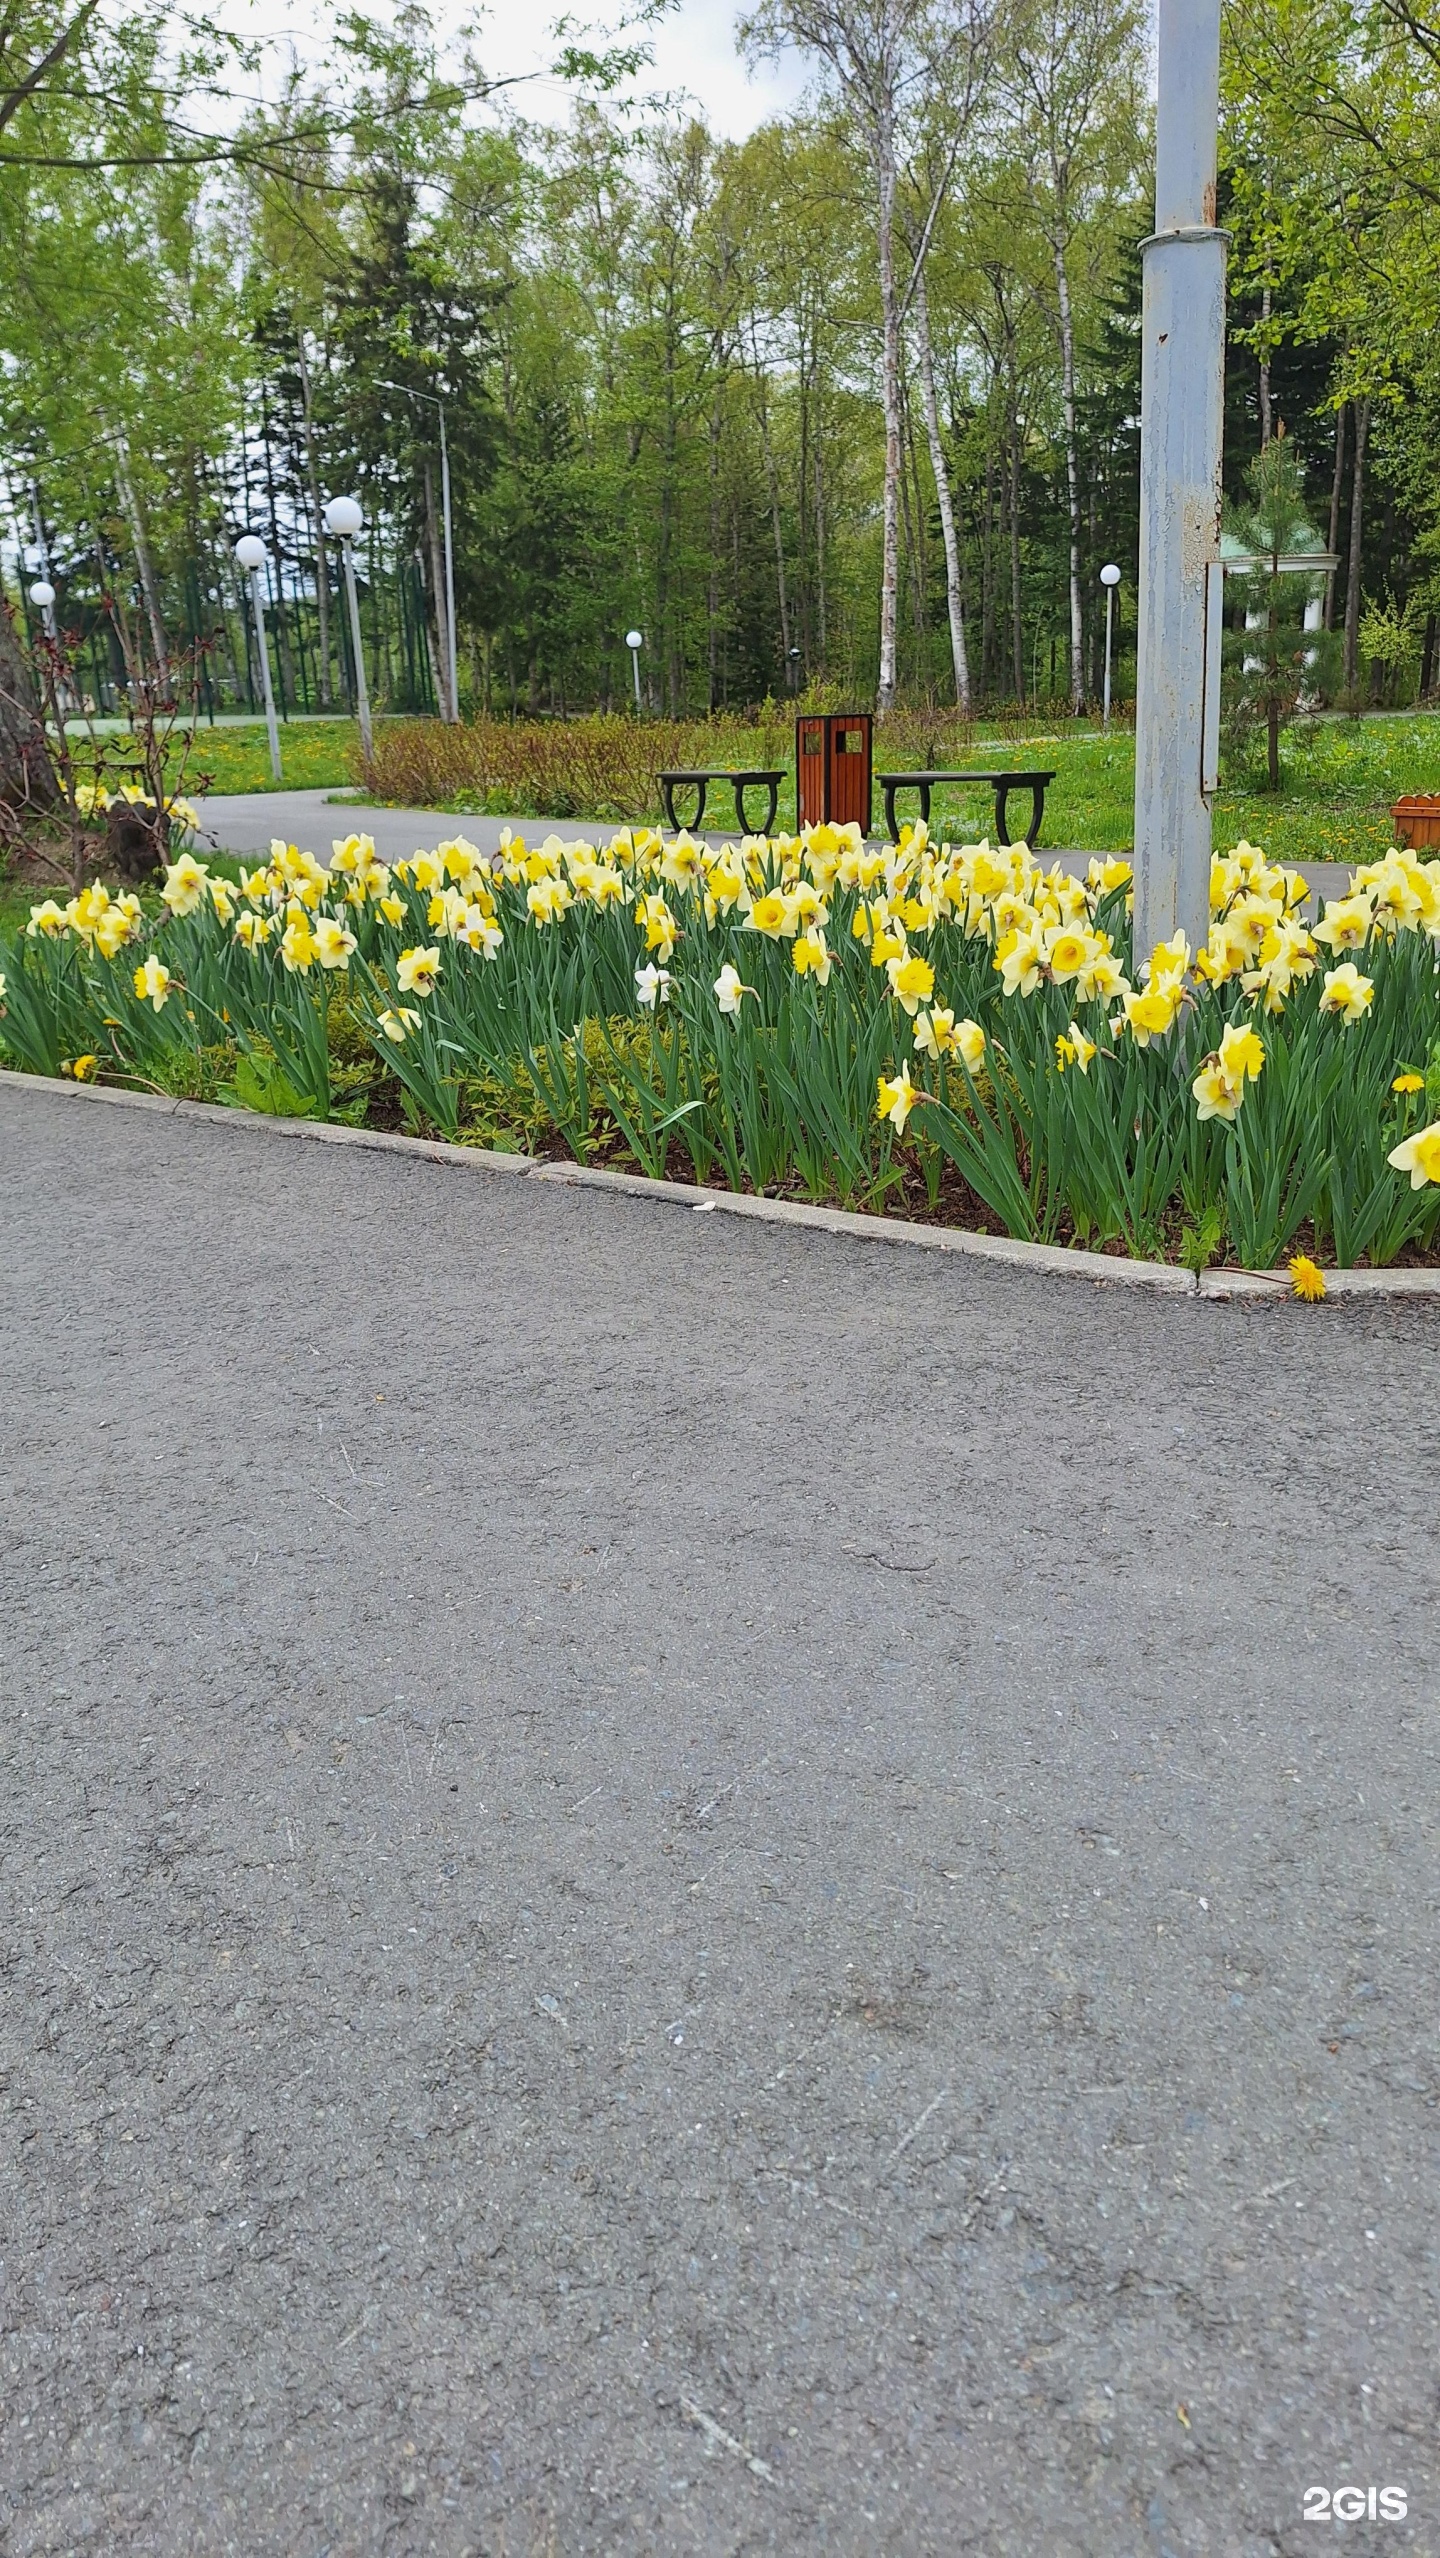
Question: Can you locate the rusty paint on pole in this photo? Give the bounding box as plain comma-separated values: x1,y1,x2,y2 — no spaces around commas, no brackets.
1133,0,1227,961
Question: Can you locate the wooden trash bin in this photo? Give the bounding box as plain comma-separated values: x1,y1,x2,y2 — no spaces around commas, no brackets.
797,712,872,834
1390,794,1440,850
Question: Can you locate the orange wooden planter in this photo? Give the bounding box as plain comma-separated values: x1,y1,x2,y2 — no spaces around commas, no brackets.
1390,794,1440,849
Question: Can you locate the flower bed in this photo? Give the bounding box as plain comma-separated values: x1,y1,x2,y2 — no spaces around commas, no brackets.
3,824,1439,1272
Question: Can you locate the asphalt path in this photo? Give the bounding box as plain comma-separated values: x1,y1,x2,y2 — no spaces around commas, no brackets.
1,1086,1436,2557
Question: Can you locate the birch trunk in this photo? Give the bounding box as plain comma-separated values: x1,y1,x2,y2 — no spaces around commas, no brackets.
423,461,454,721
876,95,902,710
1343,396,1369,693
1051,232,1084,711
112,435,170,685
0,598,57,809
296,336,332,707
911,260,971,709
1324,404,1346,633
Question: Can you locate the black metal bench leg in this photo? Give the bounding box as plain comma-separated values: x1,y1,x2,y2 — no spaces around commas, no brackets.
762,777,778,835
660,777,678,831
1026,782,1046,849
917,782,933,831
665,780,706,833
995,784,1012,847
883,778,900,842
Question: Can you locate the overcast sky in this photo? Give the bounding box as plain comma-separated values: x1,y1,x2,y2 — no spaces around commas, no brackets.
221,0,812,138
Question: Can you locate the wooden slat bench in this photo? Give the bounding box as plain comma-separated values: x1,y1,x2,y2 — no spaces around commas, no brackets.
657,768,786,836
881,767,1057,849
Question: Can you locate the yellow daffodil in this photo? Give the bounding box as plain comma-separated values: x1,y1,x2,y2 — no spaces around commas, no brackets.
1192,1057,1242,1123
280,913,317,973
1318,962,1374,1024
660,833,704,888
1312,895,1373,954
234,910,273,952
747,890,791,939
1120,983,1180,1044
995,927,1046,999
314,917,358,971
1055,1021,1097,1074
161,852,208,916
1218,1021,1265,1084
887,950,935,1015
955,1017,987,1073
455,906,503,957
1387,1119,1440,1187
1191,1019,1264,1123
134,955,171,1011
876,1063,919,1135
913,1005,958,1061
1046,927,1095,983
377,1006,421,1043
27,899,69,938
634,891,676,955
1146,931,1191,988
397,945,441,997
793,929,833,985
94,906,135,959
378,893,405,927
208,877,236,926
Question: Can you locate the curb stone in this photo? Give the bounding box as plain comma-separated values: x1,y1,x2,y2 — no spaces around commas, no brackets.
5,1067,1438,1298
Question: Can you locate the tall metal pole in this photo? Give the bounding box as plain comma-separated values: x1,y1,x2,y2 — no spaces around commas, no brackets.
439,403,458,723
1103,584,1114,730
248,568,282,783
341,540,373,763
1133,0,1227,958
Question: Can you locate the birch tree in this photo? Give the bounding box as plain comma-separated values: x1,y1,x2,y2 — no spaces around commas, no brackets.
1003,0,1144,710
743,0,993,708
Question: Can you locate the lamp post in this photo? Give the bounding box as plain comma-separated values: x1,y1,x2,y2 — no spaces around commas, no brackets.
1133,0,1227,957
625,628,644,713
1099,564,1121,730
787,644,802,697
28,577,57,642
377,380,458,722
234,534,282,783
323,496,373,762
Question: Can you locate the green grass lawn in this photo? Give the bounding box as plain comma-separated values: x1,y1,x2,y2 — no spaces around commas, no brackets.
882,716,1440,866
88,718,367,797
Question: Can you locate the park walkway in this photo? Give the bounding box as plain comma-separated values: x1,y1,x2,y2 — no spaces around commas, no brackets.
1,1082,1435,2555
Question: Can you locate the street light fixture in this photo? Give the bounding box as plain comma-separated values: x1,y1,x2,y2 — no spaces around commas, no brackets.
625,628,643,712
28,578,57,641
323,496,373,762
787,644,802,697
1099,564,1121,731
233,534,282,783
377,379,459,723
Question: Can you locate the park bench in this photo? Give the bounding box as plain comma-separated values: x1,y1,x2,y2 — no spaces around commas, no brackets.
880,767,1057,849
657,766,786,836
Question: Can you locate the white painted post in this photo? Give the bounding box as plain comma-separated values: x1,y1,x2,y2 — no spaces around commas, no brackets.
1100,564,1120,730
234,536,282,783
324,497,373,764
1133,0,1227,960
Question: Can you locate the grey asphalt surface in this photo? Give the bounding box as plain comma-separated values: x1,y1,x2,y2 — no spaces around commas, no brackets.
1,1085,1436,2558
